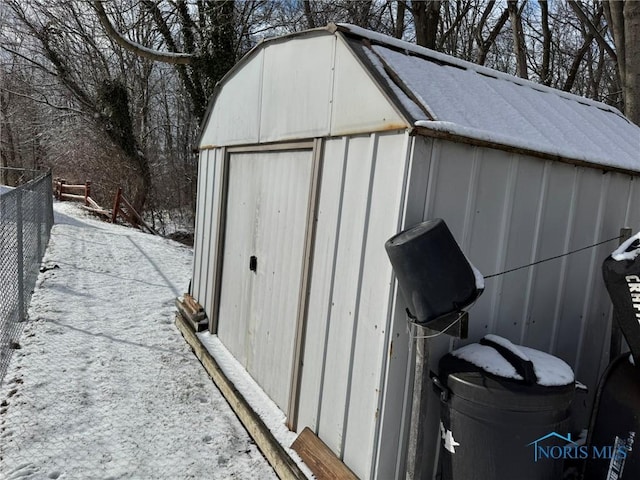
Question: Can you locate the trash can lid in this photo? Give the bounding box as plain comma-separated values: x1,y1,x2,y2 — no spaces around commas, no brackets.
449,334,574,387
438,335,575,410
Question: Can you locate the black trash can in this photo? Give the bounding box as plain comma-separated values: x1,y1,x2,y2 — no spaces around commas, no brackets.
436,334,575,480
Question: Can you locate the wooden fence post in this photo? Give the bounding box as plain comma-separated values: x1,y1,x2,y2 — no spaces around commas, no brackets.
84,181,91,206
111,187,122,224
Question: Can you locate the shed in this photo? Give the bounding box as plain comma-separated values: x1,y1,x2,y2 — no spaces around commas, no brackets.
191,23,640,479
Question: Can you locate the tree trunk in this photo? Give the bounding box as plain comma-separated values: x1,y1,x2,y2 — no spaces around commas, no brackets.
413,1,441,49
508,0,528,79
476,7,509,66
623,0,640,125
303,0,316,29
540,0,551,85
395,1,406,38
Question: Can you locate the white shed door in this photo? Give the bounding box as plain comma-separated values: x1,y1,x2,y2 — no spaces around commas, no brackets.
217,150,313,412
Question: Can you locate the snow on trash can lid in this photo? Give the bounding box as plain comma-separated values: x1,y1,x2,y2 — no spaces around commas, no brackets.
451,334,575,387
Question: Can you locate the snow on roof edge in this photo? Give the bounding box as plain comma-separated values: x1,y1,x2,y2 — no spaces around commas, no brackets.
336,23,628,121
415,120,640,174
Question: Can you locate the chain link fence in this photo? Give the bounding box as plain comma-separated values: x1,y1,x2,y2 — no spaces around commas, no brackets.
0,167,54,385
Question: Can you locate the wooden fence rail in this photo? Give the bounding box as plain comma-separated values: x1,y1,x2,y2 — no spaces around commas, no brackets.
111,187,157,235
53,179,157,235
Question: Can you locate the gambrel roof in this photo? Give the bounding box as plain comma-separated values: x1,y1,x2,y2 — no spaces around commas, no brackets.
200,23,640,173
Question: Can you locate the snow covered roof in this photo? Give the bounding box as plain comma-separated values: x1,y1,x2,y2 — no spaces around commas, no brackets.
337,24,640,173
200,24,639,172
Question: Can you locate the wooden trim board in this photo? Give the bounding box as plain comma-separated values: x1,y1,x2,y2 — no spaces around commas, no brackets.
175,313,307,480
291,427,359,480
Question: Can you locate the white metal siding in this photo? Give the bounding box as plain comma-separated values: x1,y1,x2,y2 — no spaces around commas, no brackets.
259,36,335,142
192,150,215,304
198,33,407,148
330,37,407,135
191,149,224,318
217,150,313,411
374,136,429,480
191,151,206,301
296,132,409,479
199,52,263,147
394,136,639,476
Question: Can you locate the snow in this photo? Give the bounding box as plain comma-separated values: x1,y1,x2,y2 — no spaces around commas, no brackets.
611,232,640,261
483,334,530,361
452,343,524,380
466,259,485,291
197,334,314,478
520,346,575,387
0,202,277,479
338,24,640,173
452,335,574,386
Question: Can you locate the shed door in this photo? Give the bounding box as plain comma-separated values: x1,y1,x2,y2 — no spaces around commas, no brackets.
217,149,313,412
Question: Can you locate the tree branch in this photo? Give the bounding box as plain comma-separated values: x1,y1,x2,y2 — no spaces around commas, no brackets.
569,1,617,62
92,1,193,65
0,87,85,115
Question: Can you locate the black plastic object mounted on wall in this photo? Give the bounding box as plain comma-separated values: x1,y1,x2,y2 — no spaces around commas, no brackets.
385,219,483,334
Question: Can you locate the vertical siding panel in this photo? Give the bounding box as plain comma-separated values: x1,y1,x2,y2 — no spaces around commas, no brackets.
486,154,519,335
625,177,639,229
191,152,203,300
418,140,479,479
583,173,629,377
519,161,551,344
343,133,408,479
428,141,476,239
297,138,348,433
524,162,576,350
204,150,223,317
192,151,210,303
374,136,431,480
464,149,513,340
555,169,603,363
549,168,580,353
422,140,441,221
460,148,482,251
201,149,218,314
340,133,380,478
318,135,374,457
259,36,334,141
493,157,545,343
574,173,609,385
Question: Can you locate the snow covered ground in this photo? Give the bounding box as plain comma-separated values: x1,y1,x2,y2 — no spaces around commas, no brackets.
0,202,277,480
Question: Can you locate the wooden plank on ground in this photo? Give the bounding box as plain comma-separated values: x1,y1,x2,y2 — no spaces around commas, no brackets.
291,427,359,480
86,197,101,209
81,206,111,217
174,313,308,480
60,193,85,201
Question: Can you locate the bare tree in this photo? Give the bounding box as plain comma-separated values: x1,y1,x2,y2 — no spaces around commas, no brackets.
411,0,441,49
603,0,640,125
507,0,528,79
2,1,161,212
